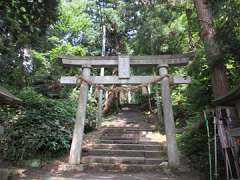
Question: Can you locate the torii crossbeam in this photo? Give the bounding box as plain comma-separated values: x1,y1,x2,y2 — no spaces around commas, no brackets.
60,54,192,66
59,54,193,167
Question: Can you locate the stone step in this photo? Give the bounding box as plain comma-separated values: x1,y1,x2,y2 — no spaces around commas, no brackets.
102,128,155,133
101,134,144,138
83,163,166,172
104,121,140,125
102,132,144,136
87,149,166,158
82,156,167,165
0,168,21,180
101,132,157,136
102,125,147,129
102,130,155,134
93,144,166,151
100,137,161,142
100,139,161,145
103,127,155,130
100,136,141,141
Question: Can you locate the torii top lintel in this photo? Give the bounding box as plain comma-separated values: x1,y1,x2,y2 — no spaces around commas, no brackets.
59,53,194,67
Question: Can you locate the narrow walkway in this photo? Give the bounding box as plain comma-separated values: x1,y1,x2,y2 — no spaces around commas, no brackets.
16,106,204,180
82,106,167,172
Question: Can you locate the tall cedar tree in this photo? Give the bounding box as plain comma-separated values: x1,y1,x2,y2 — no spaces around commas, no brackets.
193,0,229,98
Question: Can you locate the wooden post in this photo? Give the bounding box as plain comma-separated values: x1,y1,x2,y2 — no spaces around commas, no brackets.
158,64,180,167
69,65,91,165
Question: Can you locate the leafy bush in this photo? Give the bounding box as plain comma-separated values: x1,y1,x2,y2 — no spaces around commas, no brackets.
1,88,76,160
0,88,96,160
70,88,97,129
178,114,209,172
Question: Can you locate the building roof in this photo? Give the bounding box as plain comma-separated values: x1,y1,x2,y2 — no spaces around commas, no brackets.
214,85,240,106
0,86,22,105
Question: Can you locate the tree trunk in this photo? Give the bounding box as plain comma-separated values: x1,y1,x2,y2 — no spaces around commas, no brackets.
103,68,118,114
103,91,115,114
186,8,194,50
193,0,229,98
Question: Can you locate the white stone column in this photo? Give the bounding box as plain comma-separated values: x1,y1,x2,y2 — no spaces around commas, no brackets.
158,64,180,167
97,68,104,127
128,91,132,104
69,65,91,165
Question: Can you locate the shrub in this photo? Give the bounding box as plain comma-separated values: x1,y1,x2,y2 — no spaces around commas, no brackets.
178,114,209,172
0,88,76,160
1,88,96,160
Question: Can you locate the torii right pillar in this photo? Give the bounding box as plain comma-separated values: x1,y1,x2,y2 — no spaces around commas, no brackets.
158,64,180,167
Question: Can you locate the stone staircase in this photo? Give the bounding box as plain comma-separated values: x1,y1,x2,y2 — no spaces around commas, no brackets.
82,108,168,172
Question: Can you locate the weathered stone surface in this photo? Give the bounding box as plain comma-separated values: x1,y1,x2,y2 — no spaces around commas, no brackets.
82,156,167,165
87,149,166,158
23,159,42,168
99,139,161,145
60,75,191,85
92,143,166,151
58,164,84,172
159,65,180,167
84,163,166,172
69,66,91,165
60,54,193,67
0,125,4,135
118,56,130,79
0,168,23,180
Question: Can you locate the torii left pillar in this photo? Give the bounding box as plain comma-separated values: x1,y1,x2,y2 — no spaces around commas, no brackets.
159,64,180,167
69,65,91,165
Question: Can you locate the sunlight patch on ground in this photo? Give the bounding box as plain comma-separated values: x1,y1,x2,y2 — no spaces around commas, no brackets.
141,132,166,143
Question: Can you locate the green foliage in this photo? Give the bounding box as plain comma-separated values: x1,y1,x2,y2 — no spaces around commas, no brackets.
0,87,97,160
0,88,76,160
0,0,59,50
178,114,209,172
70,88,97,126
0,0,60,86
124,1,195,55
0,1,99,161
29,0,99,81
86,0,128,54
49,1,97,52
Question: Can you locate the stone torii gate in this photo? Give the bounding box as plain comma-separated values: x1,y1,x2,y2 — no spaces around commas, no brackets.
60,54,193,167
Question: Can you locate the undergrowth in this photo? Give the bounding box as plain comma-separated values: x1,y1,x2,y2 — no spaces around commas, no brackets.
0,87,96,160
